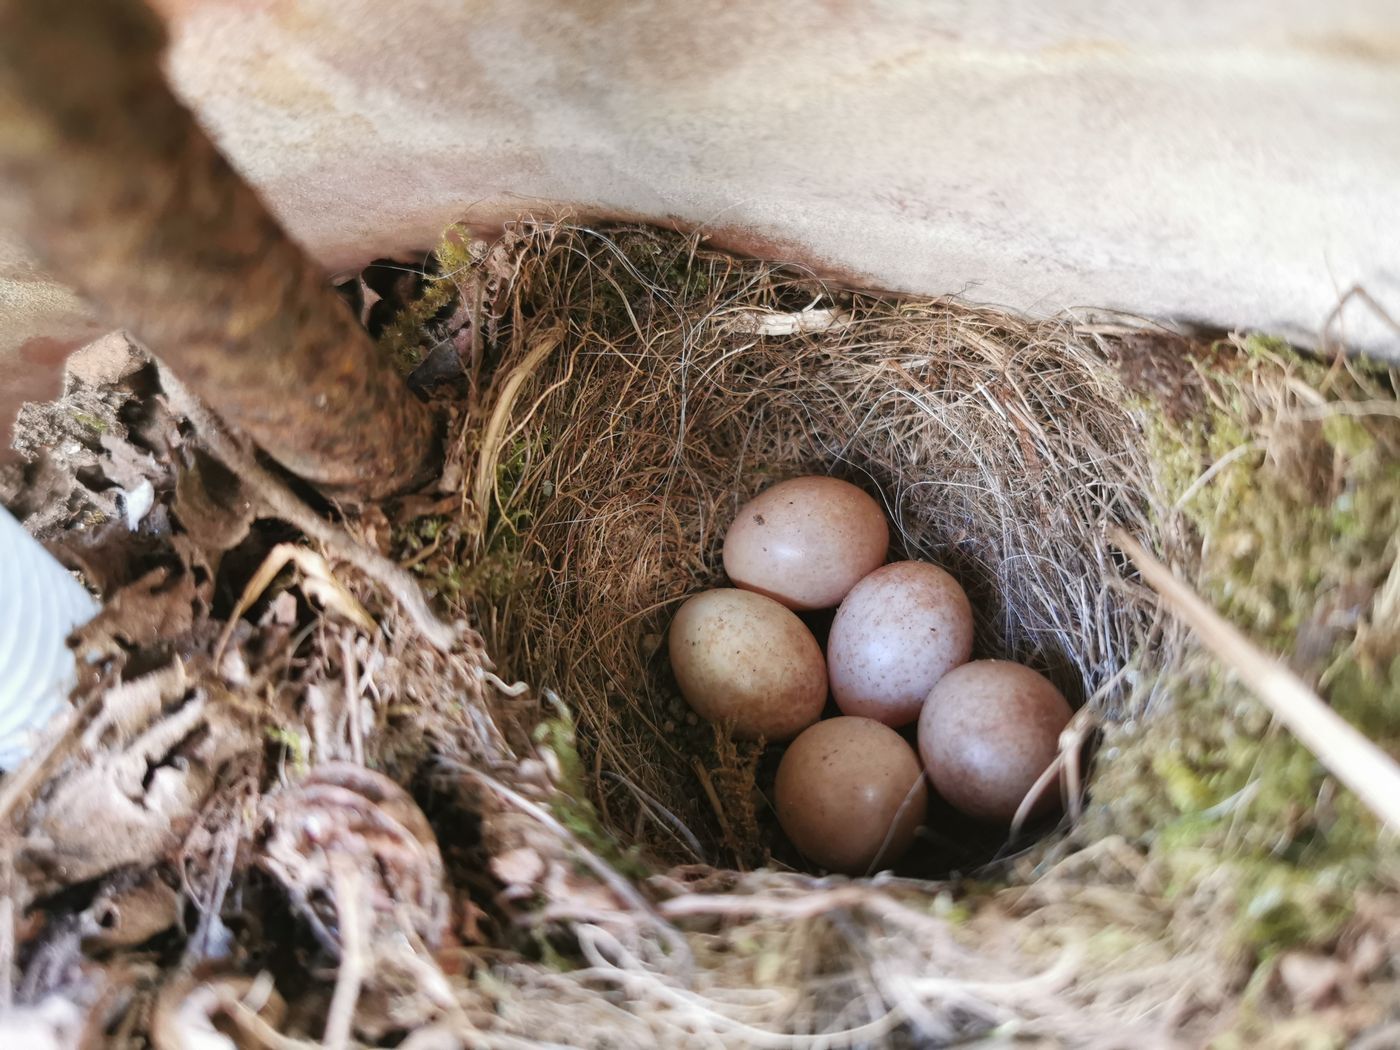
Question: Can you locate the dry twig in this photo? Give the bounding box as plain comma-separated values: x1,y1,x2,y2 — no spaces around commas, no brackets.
1111,527,1400,832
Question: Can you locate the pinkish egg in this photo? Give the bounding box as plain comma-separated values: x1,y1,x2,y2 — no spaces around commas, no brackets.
918,660,1072,822
723,476,888,611
826,561,973,727
774,716,927,874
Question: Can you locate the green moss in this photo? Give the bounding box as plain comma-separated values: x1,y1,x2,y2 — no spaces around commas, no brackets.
1151,750,1218,813
491,429,550,536
1092,335,1400,955
532,709,648,879
1320,415,1374,459
376,229,478,373
69,410,108,433
392,430,552,607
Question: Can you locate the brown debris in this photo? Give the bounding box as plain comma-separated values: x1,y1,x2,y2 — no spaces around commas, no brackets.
257,764,450,956
77,871,181,953
170,451,255,560
25,676,254,891
150,972,287,1050
3,347,167,539
1103,329,1223,425
71,567,201,661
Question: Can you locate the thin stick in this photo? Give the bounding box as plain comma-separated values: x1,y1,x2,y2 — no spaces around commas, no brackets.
864,775,928,877
457,764,692,965
323,858,367,1050
690,758,741,864
213,544,375,664
341,634,365,768
1009,755,1063,842
1110,527,1400,833
601,770,706,862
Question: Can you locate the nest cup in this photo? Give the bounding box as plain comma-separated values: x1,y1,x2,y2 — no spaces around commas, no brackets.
383,223,1398,1043
460,224,1168,872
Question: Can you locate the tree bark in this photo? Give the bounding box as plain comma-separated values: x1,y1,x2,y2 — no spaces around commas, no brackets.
0,0,436,498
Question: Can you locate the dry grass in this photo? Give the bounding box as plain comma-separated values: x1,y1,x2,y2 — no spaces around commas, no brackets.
410,223,1396,1047
453,223,1180,869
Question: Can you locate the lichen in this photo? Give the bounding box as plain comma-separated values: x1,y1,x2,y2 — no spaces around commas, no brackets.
68,409,108,433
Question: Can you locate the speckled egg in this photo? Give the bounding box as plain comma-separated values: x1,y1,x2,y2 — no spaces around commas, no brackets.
918,660,1072,822
826,561,974,727
774,716,927,874
723,476,889,611
668,588,827,741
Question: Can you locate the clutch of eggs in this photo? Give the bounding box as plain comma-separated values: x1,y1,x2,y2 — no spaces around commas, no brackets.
668,473,1074,872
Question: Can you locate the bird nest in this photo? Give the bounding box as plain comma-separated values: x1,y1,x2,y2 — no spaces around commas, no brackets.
1,222,1397,1047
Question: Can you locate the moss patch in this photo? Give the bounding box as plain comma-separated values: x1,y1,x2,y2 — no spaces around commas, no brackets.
1089,335,1400,953
375,233,478,373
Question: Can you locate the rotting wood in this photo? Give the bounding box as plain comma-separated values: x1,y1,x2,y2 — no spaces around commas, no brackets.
0,0,436,497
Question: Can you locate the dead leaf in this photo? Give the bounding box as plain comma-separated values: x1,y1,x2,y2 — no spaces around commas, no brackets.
80,871,182,951
27,685,254,890
80,661,188,753
45,521,168,598
72,566,198,660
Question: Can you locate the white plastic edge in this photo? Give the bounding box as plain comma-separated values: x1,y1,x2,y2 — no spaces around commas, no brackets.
0,506,99,770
